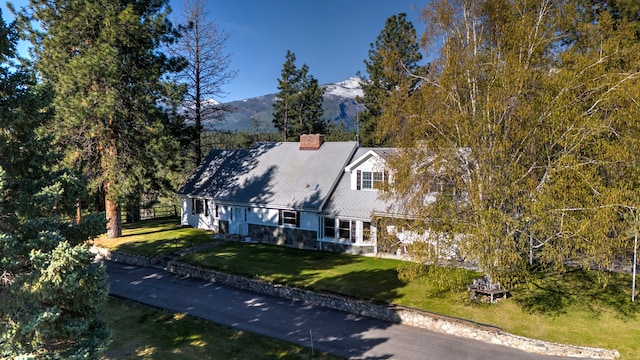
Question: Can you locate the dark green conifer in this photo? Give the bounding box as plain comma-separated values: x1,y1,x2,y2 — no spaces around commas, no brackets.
18,0,185,238
273,50,325,141
0,10,109,358
358,13,426,146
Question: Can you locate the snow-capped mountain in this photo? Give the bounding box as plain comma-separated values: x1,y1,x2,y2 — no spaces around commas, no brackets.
323,76,364,98
203,77,363,132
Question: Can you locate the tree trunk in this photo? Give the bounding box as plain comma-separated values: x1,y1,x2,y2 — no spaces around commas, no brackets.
75,198,82,225
104,131,121,238
105,180,122,238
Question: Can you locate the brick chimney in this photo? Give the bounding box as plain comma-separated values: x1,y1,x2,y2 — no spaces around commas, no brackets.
299,134,325,150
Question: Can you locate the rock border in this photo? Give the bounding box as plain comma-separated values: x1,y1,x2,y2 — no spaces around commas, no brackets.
92,246,620,359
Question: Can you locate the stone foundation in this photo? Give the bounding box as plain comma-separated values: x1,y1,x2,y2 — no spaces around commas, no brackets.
320,241,375,255
248,224,318,249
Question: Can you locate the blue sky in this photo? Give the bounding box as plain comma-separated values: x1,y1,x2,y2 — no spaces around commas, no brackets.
2,0,427,102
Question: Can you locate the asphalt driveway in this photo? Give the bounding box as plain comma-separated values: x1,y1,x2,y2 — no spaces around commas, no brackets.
105,260,587,360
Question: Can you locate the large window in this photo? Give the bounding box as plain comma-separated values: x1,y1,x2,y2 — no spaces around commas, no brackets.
324,217,335,238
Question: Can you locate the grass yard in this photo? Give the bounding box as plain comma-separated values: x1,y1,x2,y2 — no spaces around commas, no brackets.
99,218,640,358
184,242,640,359
104,297,341,359
93,217,214,256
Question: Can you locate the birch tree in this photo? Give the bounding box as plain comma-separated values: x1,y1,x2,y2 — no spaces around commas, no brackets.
380,0,640,285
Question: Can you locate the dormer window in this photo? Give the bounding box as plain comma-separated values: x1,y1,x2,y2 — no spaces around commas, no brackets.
357,170,385,190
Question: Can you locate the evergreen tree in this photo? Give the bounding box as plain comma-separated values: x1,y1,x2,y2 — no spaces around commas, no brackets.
18,0,186,238
273,50,325,141
358,13,426,146
296,70,326,135
173,0,238,166
577,0,640,38
0,11,109,357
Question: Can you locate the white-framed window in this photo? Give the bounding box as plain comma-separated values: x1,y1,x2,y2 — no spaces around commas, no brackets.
358,170,385,190
191,198,207,215
338,220,350,239
279,210,299,227
363,222,371,242
324,217,335,238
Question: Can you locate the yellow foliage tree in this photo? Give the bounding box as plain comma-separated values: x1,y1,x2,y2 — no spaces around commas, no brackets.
378,0,640,286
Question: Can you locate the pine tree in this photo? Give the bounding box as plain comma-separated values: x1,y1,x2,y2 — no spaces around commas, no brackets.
0,11,109,357
173,0,238,166
273,50,325,141
18,0,185,238
296,70,326,135
358,13,426,146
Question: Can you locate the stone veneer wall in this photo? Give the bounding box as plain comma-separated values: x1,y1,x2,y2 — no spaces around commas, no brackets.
248,224,318,249
320,241,375,255
93,247,620,359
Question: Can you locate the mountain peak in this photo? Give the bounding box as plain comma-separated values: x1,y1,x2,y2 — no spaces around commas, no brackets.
322,76,363,98
203,78,363,132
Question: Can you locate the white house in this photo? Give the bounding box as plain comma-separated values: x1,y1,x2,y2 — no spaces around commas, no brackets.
177,134,404,255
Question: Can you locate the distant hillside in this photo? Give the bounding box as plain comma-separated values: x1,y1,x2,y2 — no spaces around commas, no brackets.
202,77,363,132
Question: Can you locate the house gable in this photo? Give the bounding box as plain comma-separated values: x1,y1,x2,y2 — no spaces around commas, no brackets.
344,148,393,191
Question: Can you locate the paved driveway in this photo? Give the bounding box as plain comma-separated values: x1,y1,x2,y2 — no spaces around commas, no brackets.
105,261,585,360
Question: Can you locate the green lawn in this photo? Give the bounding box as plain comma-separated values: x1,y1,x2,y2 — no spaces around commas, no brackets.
93,217,214,256
96,218,640,359
104,297,341,359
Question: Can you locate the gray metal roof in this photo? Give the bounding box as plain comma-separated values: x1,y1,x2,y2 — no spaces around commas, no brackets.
323,147,390,220
182,141,358,212
177,149,249,197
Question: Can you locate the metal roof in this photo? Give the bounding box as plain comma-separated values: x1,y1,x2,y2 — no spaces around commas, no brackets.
323,147,390,220
177,149,249,197
180,141,358,212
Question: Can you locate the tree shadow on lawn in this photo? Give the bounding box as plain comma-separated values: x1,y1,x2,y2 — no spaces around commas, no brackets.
117,227,179,239
114,233,213,257
309,268,407,303
185,242,408,301
513,268,640,319
190,242,355,273
119,218,183,238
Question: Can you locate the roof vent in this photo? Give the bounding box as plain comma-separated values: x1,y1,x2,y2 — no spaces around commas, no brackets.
300,134,325,150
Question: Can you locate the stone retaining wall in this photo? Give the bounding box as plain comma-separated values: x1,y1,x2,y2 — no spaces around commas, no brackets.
92,246,157,267
93,247,620,359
